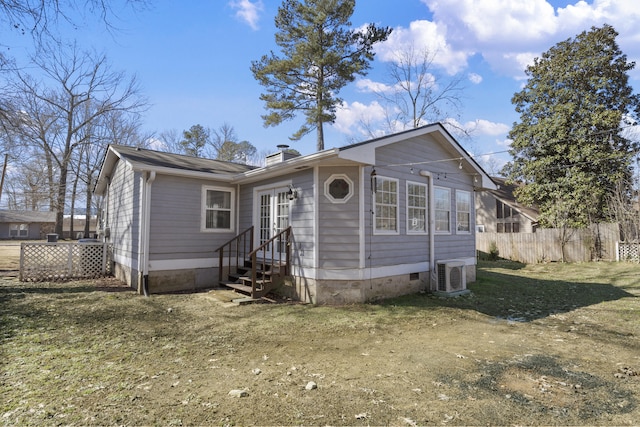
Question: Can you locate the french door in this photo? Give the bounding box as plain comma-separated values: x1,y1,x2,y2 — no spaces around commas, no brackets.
256,187,290,258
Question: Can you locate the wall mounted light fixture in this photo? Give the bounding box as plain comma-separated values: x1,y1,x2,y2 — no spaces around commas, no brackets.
287,184,298,200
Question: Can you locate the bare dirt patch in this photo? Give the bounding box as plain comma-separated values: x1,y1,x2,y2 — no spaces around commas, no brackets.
1,261,639,425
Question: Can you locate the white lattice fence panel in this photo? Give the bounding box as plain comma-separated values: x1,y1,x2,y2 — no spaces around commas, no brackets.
20,243,113,282
618,242,640,262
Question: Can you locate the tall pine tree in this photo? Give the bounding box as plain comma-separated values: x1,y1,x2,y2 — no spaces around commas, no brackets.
251,0,391,151
504,25,640,228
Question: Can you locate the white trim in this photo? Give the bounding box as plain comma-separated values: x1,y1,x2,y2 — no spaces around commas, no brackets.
373,175,400,235
313,166,320,269
406,180,428,235
434,186,452,234
418,170,436,287
235,149,340,184
134,164,235,182
252,179,292,193
252,183,291,249
455,189,472,235
337,123,497,192
358,166,365,269
252,180,292,233
149,257,218,271
291,261,431,281
113,252,136,270
201,185,236,233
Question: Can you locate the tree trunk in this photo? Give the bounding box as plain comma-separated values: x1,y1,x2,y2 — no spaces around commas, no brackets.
84,175,93,238
54,161,69,237
316,121,324,151
44,148,56,212
69,170,79,239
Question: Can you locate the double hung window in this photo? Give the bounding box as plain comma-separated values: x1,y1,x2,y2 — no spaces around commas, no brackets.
434,187,451,233
374,177,398,233
407,182,427,234
456,190,471,233
202,186,234,232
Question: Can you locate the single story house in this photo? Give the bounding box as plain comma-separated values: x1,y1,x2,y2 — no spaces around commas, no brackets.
95,123,495,304
0,210,55,239
0,210,98,240
475,176,539,233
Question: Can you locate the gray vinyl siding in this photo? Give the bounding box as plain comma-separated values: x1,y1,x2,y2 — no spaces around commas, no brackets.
317,166,360,268
148,174,237,260
433,189,476,261
106,160,140,266
288,170,315,269
0,223,44,239
238,169,315,269
474,191,536,233
363,133,476,268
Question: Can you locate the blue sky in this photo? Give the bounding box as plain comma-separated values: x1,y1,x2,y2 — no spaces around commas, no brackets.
4,0,640,172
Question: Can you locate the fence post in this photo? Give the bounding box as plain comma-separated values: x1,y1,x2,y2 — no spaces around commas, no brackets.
19,243,24,281
67,244,72,277
102,243,108,275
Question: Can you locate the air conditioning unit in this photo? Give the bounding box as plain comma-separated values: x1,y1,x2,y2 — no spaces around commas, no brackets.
435,260,469,296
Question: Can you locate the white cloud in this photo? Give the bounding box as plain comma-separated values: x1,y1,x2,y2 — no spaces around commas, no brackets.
356,78,393,94
471,119,510,137
229,0,264,30
468,73,482,84
334,101,387,136
376,20,472,75
498,137,514,148
417,0,640,79
146,137,168,151
424,0,557,47
447,118,510,137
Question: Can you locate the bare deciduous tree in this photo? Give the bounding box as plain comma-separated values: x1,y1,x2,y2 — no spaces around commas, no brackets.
376,45,466,132
608,178,640,242
8,42,147,236
0,0,149,40
211,123,257,163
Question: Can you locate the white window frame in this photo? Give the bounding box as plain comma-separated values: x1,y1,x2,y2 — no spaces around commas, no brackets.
9,224,28,238
373,176,399,235
456,190,472,234
324,173,354,204
434,186,451,234
201,185,235,232
406,181,428,235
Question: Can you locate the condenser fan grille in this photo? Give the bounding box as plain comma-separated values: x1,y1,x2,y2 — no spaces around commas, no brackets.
449,266,462,290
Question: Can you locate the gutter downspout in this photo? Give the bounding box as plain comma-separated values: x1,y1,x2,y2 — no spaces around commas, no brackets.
138,170,156,296
420,170,436,291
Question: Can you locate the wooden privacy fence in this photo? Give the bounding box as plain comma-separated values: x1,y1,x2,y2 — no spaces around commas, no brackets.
476,223,620,264
20,242,113,282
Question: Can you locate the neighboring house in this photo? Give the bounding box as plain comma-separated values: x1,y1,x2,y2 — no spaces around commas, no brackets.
94,123,495,304
0,210,55,239
475,176,539,233
0,210,98,240
62,216,98,239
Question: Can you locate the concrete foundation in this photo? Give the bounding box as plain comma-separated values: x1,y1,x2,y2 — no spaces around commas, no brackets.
112,261,476,303
278,270,432,304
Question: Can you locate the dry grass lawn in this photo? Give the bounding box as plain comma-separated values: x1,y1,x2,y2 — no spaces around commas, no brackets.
0,241,22,271
1,257,639,426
